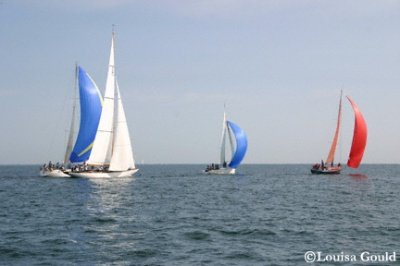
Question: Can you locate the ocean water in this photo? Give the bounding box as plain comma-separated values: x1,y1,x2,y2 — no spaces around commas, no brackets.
0,164,399,265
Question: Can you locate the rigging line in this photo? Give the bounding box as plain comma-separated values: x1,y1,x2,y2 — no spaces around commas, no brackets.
46,65,76,162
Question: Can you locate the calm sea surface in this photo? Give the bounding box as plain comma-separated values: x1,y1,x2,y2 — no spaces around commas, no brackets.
0,164,399,265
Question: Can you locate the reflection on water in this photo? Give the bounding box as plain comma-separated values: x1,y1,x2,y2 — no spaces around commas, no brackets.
348,173,368,179
84,177,137,220
69,176,138,258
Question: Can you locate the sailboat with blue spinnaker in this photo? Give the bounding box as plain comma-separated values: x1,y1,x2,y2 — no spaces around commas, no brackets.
205,110,248,175
40,65,103,177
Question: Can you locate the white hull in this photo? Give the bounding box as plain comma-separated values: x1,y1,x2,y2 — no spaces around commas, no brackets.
205,168,236,175
40,169,71,177
69,168,138,178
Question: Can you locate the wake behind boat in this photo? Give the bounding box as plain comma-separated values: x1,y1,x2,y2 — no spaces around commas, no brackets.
40,163,71,177
311,92,367,174
69,31,138,178
205,109,248,175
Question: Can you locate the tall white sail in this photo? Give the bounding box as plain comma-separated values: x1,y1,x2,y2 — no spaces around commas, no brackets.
220,111,227,165
109,83,136,171
87,33,116,165
63,65,78,164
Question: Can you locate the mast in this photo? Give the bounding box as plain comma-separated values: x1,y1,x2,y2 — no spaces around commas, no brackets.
326,90,342,165
63,64,78,164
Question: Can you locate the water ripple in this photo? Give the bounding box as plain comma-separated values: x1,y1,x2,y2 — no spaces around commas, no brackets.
0,164,399,265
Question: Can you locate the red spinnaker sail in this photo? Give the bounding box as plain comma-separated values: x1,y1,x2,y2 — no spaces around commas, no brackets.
346,96,367,168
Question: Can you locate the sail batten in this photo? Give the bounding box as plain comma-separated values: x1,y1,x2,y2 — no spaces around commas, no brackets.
346,96,367,168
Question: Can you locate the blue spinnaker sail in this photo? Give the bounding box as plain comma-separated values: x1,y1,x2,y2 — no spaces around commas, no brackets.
227,121,248,168
69,66,103,163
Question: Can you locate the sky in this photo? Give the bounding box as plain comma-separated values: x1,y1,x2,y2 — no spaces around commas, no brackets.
0,0,400,164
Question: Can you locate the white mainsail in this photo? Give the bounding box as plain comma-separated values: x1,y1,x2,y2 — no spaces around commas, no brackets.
87,33,116,166
63,65,78,164
109,83,135,171
220,111,227,165
219,110,236,166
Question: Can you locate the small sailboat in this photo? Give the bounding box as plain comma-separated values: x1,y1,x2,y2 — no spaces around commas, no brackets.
69,32,138,178
311,92,367,174
205,110,248,175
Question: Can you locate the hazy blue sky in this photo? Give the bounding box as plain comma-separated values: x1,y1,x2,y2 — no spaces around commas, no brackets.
1,0,399,164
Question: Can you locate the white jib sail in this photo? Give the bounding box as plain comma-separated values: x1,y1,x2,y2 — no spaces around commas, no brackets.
87,34,116,166
109,83,135,171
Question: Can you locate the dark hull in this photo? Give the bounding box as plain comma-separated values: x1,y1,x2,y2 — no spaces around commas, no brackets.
311,168,341,174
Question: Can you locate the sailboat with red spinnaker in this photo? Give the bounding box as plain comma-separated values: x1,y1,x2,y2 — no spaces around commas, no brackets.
311,92,367,174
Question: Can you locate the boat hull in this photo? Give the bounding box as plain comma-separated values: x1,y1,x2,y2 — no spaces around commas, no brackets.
310,167,341,175
69,169,138,178
40,169,71,177
205,168,236,175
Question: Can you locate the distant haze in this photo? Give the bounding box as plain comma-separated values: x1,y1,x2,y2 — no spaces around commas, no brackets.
1,1,399,164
